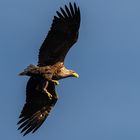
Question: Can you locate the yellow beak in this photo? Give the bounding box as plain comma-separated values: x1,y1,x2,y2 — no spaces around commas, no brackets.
72,72,79,78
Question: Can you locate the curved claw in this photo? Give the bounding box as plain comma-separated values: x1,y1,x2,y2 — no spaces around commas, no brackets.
51,80,59,85
43,87,53,100
47,91,53,100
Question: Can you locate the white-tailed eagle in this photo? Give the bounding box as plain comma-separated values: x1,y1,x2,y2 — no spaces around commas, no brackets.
18,2,81,136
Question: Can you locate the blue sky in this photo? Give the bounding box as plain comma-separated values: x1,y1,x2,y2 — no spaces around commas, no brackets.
1,0,140,139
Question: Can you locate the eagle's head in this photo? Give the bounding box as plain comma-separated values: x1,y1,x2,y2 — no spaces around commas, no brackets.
55,67,79,80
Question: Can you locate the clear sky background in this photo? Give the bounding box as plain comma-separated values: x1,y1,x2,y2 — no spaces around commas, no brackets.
1,0,140,139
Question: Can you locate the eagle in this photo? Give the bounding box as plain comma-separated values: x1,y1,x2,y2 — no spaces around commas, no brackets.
18,2,81,136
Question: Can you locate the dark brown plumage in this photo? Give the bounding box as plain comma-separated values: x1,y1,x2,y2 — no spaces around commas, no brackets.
18,2,81,136
38,2,80,66
18,77,58,136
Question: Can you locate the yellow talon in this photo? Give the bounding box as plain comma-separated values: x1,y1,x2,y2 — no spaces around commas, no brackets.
43,87,52,99
51,80,59,85
47,91,52,99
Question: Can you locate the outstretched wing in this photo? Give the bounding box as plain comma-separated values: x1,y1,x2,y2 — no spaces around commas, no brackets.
17,77,58,136
38,2,81,66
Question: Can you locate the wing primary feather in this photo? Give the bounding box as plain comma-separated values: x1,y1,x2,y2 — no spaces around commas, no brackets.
78,7,80,18
17,117,28,125
24,118,45,136
19,113,24,118
65,5,72,17
54,16,59,20
69,2,75,17
77,7,81,29
23,122,38,136
56,11,64,18
60,7,68,18
23,126,36,136
21,123,33,134
18,119,30,130
32,119,46,133
18,113,36,130
74,2,77,14
19,111,46,135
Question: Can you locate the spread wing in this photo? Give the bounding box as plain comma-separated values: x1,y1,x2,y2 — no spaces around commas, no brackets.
17,77,58,136
38,2,81,66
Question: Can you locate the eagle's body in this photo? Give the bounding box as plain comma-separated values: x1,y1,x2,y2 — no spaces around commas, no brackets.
18,2,81,136
20,62,78,80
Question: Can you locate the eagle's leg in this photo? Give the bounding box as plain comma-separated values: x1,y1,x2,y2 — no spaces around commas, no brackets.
51,80,59,85
44,72,59,85
44,89,52,100
43,81,52,100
